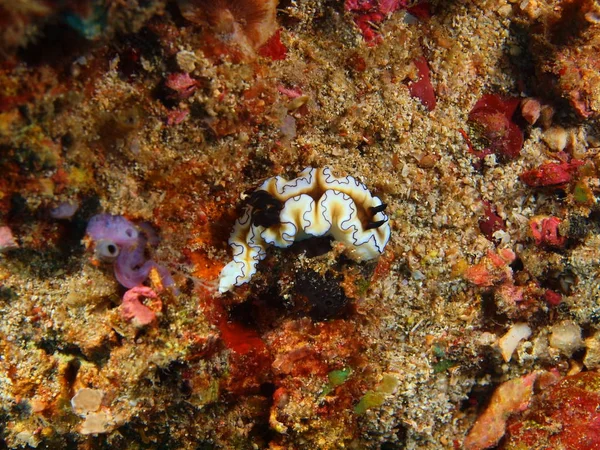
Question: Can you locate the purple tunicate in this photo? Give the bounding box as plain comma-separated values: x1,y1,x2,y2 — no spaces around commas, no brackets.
86,214,139,247
137,221,161,247
115,257,154,288
85,214,175,290
114,257,175,289
113,234,148,287
50,201,80,219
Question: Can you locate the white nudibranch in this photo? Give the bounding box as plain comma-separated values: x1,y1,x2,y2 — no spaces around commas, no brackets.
218,167,391,293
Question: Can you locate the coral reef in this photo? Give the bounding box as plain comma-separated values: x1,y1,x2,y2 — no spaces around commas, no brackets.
1,0,600,448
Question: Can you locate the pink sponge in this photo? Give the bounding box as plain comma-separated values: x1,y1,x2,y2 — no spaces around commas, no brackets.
120,286,162,327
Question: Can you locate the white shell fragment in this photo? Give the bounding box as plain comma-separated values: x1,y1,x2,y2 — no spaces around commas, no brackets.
80,411,112,435
71,388,104,416
497,322,532,362
219,167,391,293
549,320,584,357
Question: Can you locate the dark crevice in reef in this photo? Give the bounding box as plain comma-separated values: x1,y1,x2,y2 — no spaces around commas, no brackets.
1,194,100,279
0,414,8,450
479,291,509,333
295,269,351,321
0,286,17,303
62,358,81,400
113,25,164,80
37,336,113,368
288,236,334,258
17,23,92,71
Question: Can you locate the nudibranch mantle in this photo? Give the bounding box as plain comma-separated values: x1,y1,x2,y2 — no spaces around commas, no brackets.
218,167,391,293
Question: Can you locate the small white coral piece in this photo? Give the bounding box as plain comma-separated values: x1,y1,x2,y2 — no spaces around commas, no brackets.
497,322,532,362
218,167,391,293
80,411,112,435
71,388,113,435
71,388,104,416
549,320,584,357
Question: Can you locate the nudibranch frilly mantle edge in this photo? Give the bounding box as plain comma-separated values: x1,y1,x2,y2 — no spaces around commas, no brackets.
218,167,391,293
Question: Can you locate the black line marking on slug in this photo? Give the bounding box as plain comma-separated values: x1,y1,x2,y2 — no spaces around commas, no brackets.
230,242,246,258
275,220,298,246
370,203,387,215
301,199,316,234
318,190,334,231
339,192,357,232
366,219,387,230
278,168,315,196
237,208,252,226
246,225,267,259
232,261,247,287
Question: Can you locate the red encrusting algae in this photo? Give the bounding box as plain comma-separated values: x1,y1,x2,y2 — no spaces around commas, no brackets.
468,94,524,161
520,160,584,187
407,56,436,111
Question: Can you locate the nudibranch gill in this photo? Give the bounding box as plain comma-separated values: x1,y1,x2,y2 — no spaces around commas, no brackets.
218,167,391,293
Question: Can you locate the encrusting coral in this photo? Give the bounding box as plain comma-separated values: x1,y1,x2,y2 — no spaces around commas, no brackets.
219,167,391,292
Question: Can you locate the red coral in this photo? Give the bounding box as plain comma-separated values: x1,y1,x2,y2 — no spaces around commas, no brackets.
478,201,505,243
165,72,197,99
258,28,287,60
544,289,562,306
407,56,436,111
353,12,386,44
501,371,600,449
345,0,425,44
471,94,520,118
520,160,583,187
407,1,431,20
529,216,566,248
468,94,524,160
464,249,515,287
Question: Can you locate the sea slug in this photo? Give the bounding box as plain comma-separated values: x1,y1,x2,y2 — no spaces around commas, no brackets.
219,167,391,293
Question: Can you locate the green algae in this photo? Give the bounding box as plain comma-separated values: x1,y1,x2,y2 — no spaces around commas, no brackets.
320,368,352,397
355,375,399,414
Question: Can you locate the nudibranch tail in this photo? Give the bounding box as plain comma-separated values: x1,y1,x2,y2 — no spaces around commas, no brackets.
218,167,391,293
